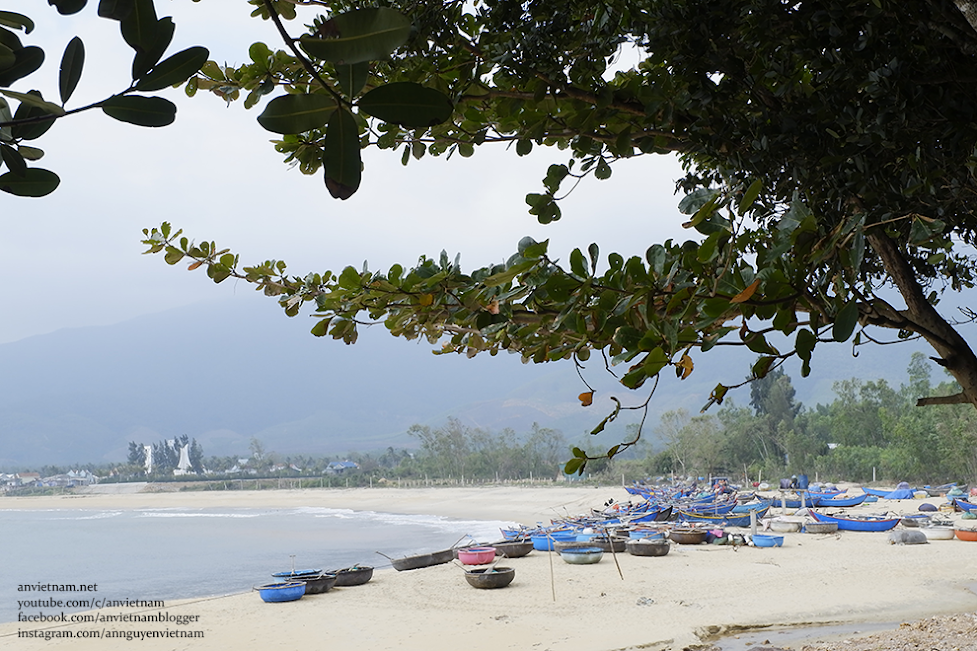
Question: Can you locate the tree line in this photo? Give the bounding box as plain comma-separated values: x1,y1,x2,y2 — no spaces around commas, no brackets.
605,352,977,485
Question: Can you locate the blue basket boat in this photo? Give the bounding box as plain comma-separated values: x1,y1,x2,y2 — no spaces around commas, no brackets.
256,581,306,603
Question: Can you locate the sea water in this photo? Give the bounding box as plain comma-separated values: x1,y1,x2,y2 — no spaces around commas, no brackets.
1,506,514,623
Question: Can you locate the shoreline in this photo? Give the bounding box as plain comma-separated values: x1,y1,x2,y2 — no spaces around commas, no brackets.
3,485,977,650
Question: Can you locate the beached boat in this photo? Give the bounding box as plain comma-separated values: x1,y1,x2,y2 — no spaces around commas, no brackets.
464,566,515,589
491,540,534,558
955,528,977,542
809,510,900,532
953,498,977,512
255,582,305,603
668,528,708,544
920,526,955,541
817,493,867,508
678,505,770,528
378,548,454,571
626,539,671,556
332,566,374,586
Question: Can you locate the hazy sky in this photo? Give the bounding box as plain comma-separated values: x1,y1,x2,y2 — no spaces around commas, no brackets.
3,1,974,363
1,2,690,344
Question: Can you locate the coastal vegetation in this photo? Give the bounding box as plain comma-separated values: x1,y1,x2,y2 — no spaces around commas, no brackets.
4,1,977,476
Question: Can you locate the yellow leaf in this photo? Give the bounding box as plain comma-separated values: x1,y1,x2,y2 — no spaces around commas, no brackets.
578,391,594,407
730,279,761,304
486,300,500,315
418,293,434,306
675,353,694,380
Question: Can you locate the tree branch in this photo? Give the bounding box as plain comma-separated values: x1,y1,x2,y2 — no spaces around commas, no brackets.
917,392,970,406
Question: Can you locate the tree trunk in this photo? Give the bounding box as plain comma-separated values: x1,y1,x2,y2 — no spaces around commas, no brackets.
864,229,977,408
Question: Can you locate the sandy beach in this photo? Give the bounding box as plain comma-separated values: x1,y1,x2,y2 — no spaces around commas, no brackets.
2,485,976,650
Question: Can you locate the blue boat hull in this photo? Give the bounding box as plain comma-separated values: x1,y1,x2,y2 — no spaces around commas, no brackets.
809,511,900,531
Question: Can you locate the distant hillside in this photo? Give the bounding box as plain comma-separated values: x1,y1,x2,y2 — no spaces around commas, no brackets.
0,295,931,467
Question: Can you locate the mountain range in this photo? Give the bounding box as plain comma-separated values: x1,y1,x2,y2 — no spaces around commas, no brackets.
0,295,929,468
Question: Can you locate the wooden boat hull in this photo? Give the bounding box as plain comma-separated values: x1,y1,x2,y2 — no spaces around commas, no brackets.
809,511,900,532
953,498,977,512
802,522,838,534
679,505,769,528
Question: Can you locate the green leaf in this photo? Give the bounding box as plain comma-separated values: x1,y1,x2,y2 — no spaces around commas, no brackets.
49,0,89,16
323,107,361,200
0,46,44,87
336,62,369,98
0,142,26,175
101,95,175,127
59,37,85,104
642,347,669,376
595,158,612,180
832,300,859,342
482,260,535,287
795,328,817,361
563,457,585,476
299,8,410,65
751,356,775,379
358,82,453,128
338,266,361,289
132,17,174,80
120,0,158,53
737,179,762,214
0,12,34,34
0,43,15,71
10,92,56,140
135,46,209,91
0,167,59,196
677,188,719,215
0,90,65,116
98,0,135,21
257,93,335,134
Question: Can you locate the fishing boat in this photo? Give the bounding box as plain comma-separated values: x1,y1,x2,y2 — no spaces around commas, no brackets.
953,498,977,512
678,505,770,528
331,566,374,586
954,528,977,542
817,493,867,508
809,510,900,532
377,548,454,571
255,582,305,603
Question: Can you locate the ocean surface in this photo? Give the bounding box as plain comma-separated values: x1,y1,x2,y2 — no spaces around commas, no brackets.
1,506,515,623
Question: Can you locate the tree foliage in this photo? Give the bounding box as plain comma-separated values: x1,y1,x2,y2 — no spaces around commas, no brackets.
7,1,977,474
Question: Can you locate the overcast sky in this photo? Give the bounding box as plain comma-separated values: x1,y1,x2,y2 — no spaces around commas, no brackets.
4,1,974,364
1,1,690,345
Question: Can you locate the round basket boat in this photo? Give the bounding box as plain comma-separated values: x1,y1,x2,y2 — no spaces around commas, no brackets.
530,531,577,551
464,566,515,589
559,546,604,564
256,582,306,603
954,528,977,542
768,519,803,533
457,547,497,565
668,528,707,545
752,534,784,548
298,573,338,595
920,526,955,541
589,536,628,553
626,539,670,557
272,569,322,581
332,566,374,586
492,541,534,558
802,522,838,534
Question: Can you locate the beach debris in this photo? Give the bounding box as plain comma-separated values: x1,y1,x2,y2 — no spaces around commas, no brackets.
635,596,654,606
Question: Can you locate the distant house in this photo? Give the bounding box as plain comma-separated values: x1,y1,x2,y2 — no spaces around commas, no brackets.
15,472,40,486
326,461,359,474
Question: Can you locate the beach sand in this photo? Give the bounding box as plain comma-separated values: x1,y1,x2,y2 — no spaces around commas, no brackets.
2,485,976,650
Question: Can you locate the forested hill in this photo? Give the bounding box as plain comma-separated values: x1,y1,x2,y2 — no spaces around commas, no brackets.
0,295,928,467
